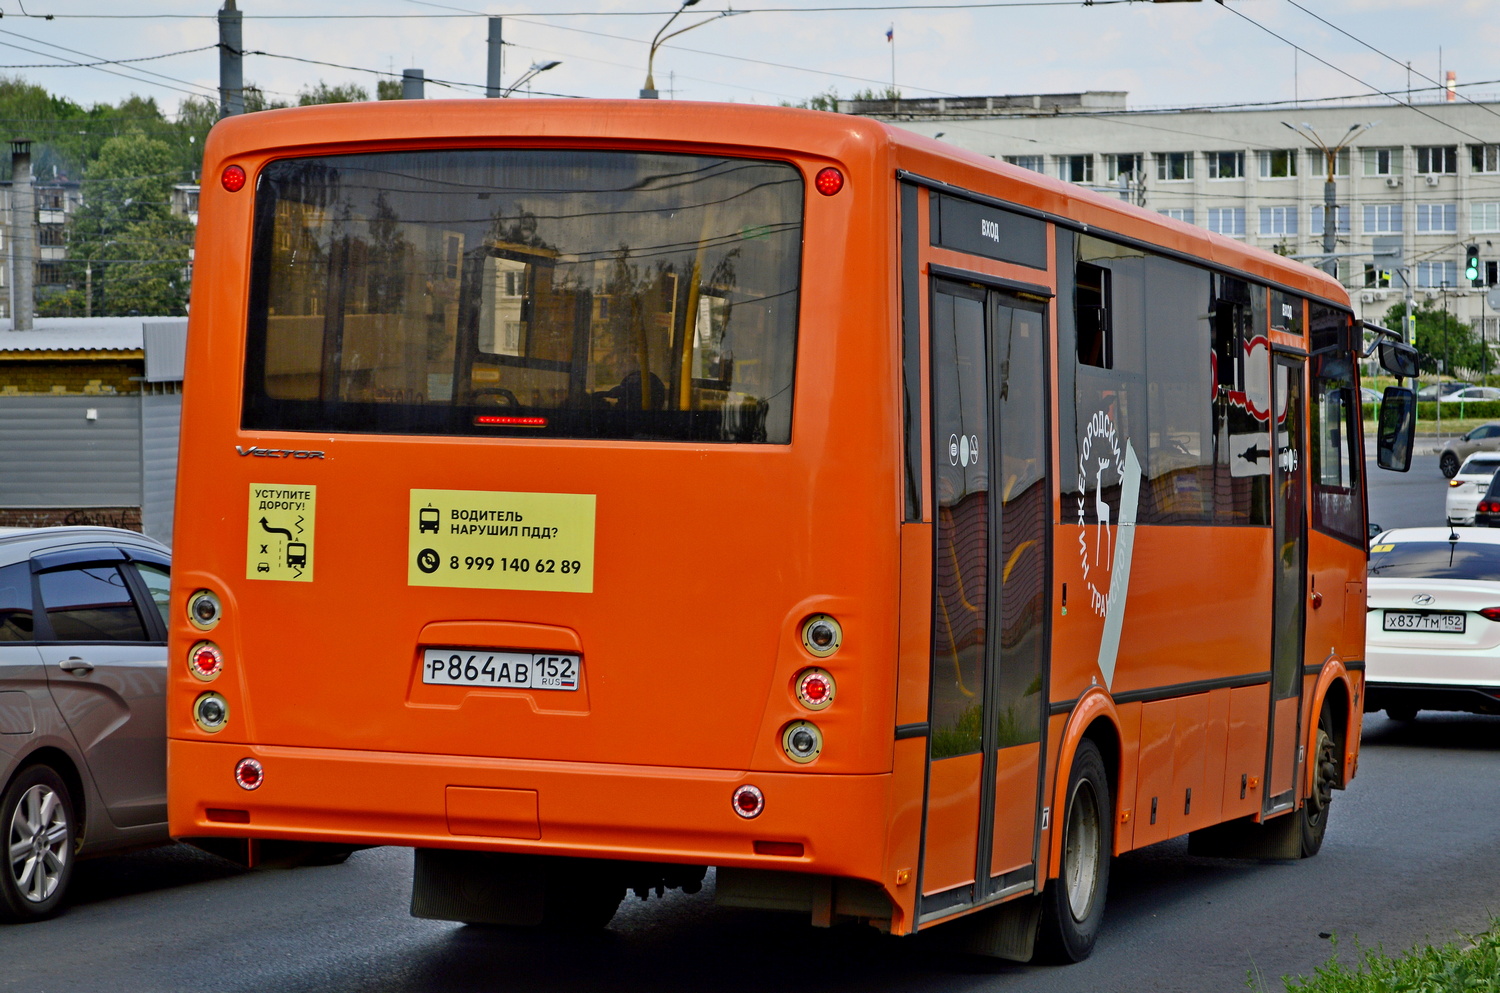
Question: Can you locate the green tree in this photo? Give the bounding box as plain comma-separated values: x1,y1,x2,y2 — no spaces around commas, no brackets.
297,81,368,105
377,79,403,100
1382,300,1487,376
64,131,196,316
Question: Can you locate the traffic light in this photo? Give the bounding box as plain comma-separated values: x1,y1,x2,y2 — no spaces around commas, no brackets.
1466,243,1481,284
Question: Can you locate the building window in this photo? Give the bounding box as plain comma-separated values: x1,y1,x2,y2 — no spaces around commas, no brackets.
1363,147,1402,176
1157,207,1194,224
36,262,63,285
1156,152,1193,182
37,225,64,247
1473,202,1500,233
1259,206,1298,236
1416,260,1458,288
1308,205,1350,236
1415,145,1458,174
1106,153,1143,181
37,190,63,211
1363,203,1402,233
1363,265,1392,288
1207,207,1244,237
1259,149,1298,179
1004,155,1045,173
1305,148,1349,178
1206,151,1244,179
1059,155,1093,184
1416,202,1457,233
1472,144,1500,174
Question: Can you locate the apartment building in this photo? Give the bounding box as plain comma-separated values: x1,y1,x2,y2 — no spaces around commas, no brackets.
847,91,1500,341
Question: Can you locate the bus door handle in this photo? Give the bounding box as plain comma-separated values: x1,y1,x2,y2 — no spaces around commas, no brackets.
58,657,95,675
1310,591,1324,609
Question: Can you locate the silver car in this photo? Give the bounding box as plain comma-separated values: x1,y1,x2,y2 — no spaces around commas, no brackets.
0,526,170,922
1439,422,1500,478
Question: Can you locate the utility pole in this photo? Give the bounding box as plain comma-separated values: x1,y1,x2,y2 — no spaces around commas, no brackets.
486,18,503,98
219,0,244,118
1283,121,1372,280
10,141,33,332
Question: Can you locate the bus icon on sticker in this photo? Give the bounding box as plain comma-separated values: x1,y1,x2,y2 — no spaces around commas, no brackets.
286,542,308,568
419,507,440,533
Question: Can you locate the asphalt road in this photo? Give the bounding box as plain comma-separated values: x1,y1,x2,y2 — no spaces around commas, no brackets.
1367,450,1446,531
5,457,1493,992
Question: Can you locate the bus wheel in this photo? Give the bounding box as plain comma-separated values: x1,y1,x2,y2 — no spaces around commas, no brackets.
1036,738,1111,963
1299,710,1339,857
1,764,76,923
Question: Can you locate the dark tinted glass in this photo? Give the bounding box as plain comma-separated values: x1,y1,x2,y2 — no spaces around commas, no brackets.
1368,540,1500,581
244,150,804,443
37,564,148,642
0,562,33,642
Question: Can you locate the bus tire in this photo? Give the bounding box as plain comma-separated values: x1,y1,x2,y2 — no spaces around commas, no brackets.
1036,738,1111,963
0,764,76,923
1299,709,1339,858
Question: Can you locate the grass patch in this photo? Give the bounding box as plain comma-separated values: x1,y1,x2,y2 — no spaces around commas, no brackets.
1258,923,1500,992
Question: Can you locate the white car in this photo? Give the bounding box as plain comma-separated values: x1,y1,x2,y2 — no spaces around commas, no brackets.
1366,526,1500,721
1439,385,1500,403
1445,453,1500,524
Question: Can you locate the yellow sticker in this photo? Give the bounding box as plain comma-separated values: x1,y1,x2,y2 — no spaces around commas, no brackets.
247,483,316,582
408,489,595,593
1370,544,1394,552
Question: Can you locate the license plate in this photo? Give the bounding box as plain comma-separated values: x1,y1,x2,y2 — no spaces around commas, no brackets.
1382,610,1466,634
421,648,580,690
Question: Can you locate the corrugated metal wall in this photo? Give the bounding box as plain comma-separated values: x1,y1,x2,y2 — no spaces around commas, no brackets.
0,395,141,506
140,386,182,546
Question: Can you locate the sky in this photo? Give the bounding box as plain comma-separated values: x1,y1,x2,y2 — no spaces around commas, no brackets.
0,0,1493,118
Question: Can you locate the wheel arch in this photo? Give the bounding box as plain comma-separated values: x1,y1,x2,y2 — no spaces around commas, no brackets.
1305,660,1354,793
1045,689,1122,881
7,746,88,842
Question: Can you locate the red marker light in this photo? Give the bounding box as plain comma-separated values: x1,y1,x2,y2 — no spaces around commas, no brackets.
814,167,844,197
732,784,764,819
234,758,264,791
221,165,247,192
474,415,547,427
189,641,224,680
795,668,835,710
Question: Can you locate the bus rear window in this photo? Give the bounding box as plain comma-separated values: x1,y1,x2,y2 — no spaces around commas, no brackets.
243,150,803,442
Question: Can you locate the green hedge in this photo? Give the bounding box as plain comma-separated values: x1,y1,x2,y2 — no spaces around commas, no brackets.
1361,401,1500,421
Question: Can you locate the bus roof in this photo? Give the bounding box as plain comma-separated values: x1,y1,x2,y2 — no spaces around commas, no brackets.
204,98,1347,306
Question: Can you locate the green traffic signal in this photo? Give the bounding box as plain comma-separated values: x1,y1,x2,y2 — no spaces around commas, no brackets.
1466,244,1481,281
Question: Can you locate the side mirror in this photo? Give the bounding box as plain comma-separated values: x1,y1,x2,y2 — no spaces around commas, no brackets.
1377,387,1416,472
1368,521,1383,541
1378,339,1420,379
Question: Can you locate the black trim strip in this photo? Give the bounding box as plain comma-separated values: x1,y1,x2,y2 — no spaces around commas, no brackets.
1344,660,1365,672
896,170,1352,312
1272,343,1311,358
1048,672,1274,717
1113,672,1272,705
895,722,930,740
926,263,1053,299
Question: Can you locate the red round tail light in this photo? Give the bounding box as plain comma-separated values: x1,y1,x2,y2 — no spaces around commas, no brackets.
795,668,835,710
731,784,764,819
221,164,247,192
234,757,264,791
189,641,223,681
814,167,844,197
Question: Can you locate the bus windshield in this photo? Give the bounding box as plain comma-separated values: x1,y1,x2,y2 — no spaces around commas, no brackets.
243,149,804,442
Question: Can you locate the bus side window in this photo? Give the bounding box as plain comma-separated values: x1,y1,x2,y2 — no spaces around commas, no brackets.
1076,262,1112,369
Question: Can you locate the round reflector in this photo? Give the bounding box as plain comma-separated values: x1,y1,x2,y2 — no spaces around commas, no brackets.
795,668,835,710
189,641,224,681
814,167,844,196
194,691,229,733
188,590,222,630
235,758,264,791
800,614,842,658
732,784,764,819
781,720,823,764
221,165,247,192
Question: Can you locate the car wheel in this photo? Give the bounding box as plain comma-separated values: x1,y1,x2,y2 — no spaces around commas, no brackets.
1385,705,1418,722
1440,452,1460,478
0,765,76,923
1299,710,1338,857
1036,739,1111,963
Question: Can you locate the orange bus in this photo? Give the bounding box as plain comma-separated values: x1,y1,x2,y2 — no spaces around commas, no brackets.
168,99,1414,961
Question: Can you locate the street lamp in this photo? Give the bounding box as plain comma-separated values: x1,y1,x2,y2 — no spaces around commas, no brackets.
501,60,561,98
1282,120,1373,279
641,0,737,99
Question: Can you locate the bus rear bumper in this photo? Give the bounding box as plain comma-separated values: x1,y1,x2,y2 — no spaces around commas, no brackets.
168,738,894,879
